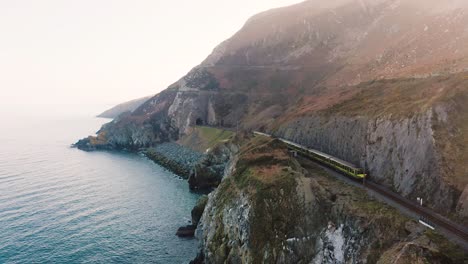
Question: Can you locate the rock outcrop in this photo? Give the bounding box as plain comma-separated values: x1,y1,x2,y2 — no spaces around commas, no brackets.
194,137,466,263
189,142,239,191
191,196,209,226
177,192,208,238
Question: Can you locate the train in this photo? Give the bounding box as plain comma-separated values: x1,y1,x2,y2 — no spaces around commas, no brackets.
253,131,367,180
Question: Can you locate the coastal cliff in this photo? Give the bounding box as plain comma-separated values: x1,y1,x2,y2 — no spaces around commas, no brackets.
75,0,468,222
194,137,466,263
75,1,468,257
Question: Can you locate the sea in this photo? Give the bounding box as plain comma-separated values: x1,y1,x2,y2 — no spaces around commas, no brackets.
0,104,200,263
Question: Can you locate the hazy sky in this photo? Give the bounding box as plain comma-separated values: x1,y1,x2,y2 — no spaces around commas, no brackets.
0,0,302,107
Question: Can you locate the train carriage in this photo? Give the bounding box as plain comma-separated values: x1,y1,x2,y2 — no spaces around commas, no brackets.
253,131,367,180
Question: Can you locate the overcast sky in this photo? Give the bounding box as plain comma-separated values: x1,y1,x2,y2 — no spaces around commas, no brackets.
0,0,302,107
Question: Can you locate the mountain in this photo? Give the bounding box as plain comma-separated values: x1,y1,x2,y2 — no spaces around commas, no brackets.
97,96,152,118
76,0,468,257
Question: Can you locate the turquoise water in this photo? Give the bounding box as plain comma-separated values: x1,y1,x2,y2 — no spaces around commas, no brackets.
0,108,200,263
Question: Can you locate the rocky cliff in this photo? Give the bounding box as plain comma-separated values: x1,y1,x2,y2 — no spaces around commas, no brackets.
188,141,239,191
76,0,468,222
194,137,466,263
272,75,468,221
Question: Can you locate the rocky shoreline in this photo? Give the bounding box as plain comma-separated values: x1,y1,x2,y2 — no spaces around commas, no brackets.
144,143,205,179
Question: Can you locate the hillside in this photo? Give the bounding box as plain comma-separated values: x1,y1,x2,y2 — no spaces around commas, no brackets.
76,0,468,225
97,96,152,118
195,136,466,263
177,126,235,153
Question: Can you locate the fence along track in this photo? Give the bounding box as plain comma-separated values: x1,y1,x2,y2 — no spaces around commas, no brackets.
365,181,468,241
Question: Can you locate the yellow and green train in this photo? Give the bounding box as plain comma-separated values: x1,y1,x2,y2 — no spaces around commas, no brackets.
253,131,367,180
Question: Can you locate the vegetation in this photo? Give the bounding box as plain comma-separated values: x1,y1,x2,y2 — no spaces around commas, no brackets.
211,136,305,262
323,73,468,119
300,157,468,263
184,68,220,90
88,131,108,146
432,85,468,191
204,136,466,263
424,230,467,263
178,126,235,153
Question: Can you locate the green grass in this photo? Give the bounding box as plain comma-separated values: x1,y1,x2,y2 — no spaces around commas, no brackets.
178,126,235,152
424,230,467,263
196,126,235,149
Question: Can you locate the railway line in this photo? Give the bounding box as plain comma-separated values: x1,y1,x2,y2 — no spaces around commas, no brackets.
365,181,468,241
253,131,468,245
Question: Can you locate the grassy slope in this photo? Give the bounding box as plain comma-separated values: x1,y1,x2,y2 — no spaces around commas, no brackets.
322,73,468,118
178,126,235,153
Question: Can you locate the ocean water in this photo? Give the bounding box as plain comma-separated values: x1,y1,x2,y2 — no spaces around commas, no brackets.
0,106,200,263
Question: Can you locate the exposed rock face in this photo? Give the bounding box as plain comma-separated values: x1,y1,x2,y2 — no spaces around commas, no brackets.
458,187,468,220
191,196,209,226
189,142,239,191
274,109,455,215
176,225,196,238
77,90,180,151
194,137,466,263
196,191,252,263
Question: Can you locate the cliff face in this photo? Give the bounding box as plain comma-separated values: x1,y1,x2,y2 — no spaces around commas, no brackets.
194,137,465,263
188,142,239,191
76,89,179,150
274,105,456,216
76,0,468,220
272,75,468,219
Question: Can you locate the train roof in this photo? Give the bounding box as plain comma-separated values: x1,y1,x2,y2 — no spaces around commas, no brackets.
252,131,362,171
279,138,361,170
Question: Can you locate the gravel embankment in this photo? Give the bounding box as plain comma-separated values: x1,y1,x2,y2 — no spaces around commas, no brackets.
145,143,205,178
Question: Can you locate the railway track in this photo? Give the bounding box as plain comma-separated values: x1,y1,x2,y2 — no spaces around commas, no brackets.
253,131,468,243
365,181,468,241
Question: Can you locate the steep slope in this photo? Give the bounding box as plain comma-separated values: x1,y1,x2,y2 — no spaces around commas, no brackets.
272,74,468,220
76,0,468,221
97,96,152,118
205,0,468,85
194,137,466,263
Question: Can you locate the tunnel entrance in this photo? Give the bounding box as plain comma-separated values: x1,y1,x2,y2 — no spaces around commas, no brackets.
196,118,204,126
